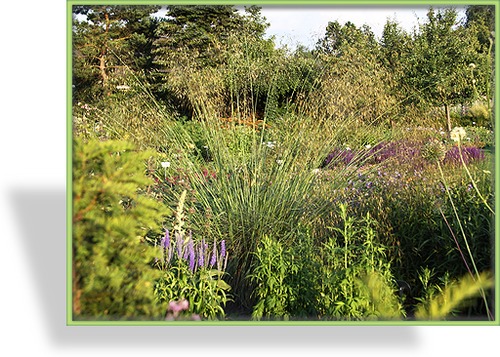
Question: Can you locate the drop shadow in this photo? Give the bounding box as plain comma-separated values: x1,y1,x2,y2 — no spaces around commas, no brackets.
9,186,419,349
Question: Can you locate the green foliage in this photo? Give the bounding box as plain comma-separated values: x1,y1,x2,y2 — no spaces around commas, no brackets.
465,5,495,52
414,271,494,320
72,137,169,320
154,265,231,320
355,272,405,320
402,8,484,130
222,32,293,118
248,235,295,320
380,20,411,70
461,125,493,147
247,231,321,320
458,102,493,129
152,5,245,69
317,204,398,320
151,5,275,119
73,85,174,150
248,206,404,321
316,20,378,57
160,111,335,304
307,40,397,126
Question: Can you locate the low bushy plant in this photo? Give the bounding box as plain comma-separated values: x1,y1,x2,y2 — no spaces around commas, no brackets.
465,101,492,128
317,204,399,320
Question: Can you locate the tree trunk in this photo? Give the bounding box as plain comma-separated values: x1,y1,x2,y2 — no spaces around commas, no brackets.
99,53,108,93
444,103,452,133
99,11,111,96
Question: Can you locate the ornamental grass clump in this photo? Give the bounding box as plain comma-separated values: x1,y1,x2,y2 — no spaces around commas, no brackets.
185,111,351,309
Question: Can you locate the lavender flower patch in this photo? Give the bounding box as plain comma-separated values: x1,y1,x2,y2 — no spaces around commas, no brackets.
322,140,427,171
321,147,356,167
443,146,485,166
366,140,425,166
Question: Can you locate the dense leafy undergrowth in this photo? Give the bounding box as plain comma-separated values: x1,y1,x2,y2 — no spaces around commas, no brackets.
73,109,494,321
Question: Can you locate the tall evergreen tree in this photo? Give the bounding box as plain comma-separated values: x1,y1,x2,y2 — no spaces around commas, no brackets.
152,5,242,70
72,5,160,102
151,5,272,118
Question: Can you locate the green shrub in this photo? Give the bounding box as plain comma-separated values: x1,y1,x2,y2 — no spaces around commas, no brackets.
467,102,492,127
72,138,170,320
463,125,494,148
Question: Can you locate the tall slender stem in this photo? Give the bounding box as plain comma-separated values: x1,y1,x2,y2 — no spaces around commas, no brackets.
437,161,492,320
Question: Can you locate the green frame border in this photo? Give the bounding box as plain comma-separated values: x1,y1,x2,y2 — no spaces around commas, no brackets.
66,0,500,326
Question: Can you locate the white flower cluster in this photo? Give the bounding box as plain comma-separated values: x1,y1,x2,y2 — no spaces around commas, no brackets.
116,84,131,91
450,127,467,143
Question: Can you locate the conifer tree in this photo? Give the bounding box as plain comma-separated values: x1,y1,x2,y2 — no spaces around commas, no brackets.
72,5,160,102
72,138,169,320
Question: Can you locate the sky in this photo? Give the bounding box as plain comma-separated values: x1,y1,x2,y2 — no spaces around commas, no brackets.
154,5,468,50
249,5,467,50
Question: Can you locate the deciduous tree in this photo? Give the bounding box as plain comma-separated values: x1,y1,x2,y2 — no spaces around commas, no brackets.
403,8,480,132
